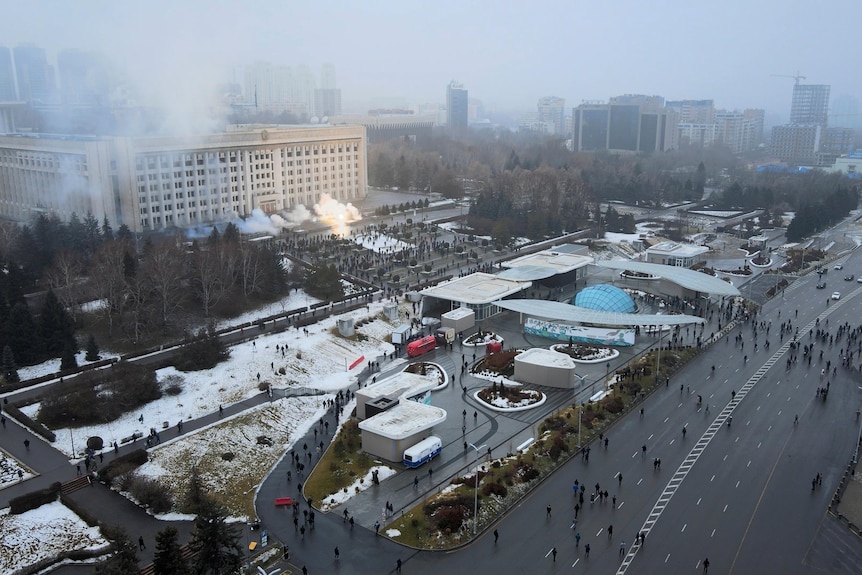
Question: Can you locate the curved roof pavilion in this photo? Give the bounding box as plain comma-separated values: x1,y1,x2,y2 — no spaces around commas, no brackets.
496,299,706,327
596,260,741,297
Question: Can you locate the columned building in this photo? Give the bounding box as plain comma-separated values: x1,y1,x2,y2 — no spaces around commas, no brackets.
0,124,366,233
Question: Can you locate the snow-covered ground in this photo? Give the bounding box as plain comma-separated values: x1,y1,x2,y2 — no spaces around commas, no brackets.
0,449,34,487
0,501,109,573
22,299,397,459
318,465,397,512
353,233,414,254
17,349,120,383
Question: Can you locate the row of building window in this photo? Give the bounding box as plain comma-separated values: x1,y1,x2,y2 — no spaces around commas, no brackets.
134,144,361,172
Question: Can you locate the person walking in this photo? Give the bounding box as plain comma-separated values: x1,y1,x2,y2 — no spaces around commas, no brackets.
374,520,380,534
23,439,29,451
494,529,499,544
620,541,626,558
607,524,613,538
575,532,581,547
138,536,146,550
551,547,557,562
546,504,552,518
703,557,710,573
585,543,590,558
396,558,402,573
334,547,339,561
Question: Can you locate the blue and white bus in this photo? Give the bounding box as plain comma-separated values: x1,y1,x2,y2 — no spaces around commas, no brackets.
403,436,442,468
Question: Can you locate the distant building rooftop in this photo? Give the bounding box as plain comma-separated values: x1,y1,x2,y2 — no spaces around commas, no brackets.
501,248,593,278
358,372,437,400
646,241,709,257
420,272,530,305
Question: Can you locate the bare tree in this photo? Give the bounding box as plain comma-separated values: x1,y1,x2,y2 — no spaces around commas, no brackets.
44,249,84,324
142,242,186,330
189,245,222,317
91,240,129,335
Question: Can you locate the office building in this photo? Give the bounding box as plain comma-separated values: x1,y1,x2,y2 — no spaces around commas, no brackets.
243,62,316,117
770,124,821,166
537,96,566,135
790,84,829,127
446,81,468,130
666,100,715,124
714,109,764,153
13,44,56,103
0,46,16,101
0,124,366,233
573,95,677,153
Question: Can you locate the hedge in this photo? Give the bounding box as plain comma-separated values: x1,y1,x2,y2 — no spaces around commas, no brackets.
98,449,149,483
9,482,62,515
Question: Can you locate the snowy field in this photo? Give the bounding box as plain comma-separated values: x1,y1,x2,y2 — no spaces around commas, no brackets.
0,449,34,488
0,501,109,573
136,396,326,519
22,300,398,459
353,233,414,254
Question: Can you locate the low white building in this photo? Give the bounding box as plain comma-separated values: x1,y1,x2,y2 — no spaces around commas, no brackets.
358,401,447,463
645,241,708,268
355,372,437,420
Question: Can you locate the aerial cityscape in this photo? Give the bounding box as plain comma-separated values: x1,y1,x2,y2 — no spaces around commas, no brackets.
1,1,862,574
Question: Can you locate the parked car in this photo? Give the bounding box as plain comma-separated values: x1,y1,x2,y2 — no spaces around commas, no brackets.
835,263,844,270
845,274,854,281
857,277,862,284
832,291,842,300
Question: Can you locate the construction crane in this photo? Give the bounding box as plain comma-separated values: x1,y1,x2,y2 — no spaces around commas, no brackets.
771,72,807,85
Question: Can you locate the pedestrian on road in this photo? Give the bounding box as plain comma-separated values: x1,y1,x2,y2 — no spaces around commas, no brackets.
219,405,223,416
642,444,647,457
575,532,581,547
1,415,5,428
76,464,81,476
551,547,557,562
396,558,402,573
23,439,29,451
302,566,308,575
574,503,579,518
703,557,710,573
620,541,626,557
618,472,622,485
334,547,339,560
546,504,552,518
300,526,305,539
585,543,590,558
428,467,433,480
349,516,354,529
413,476,419,488
138,536,145,550
607,524,613,539
374,520,380,534
494,529,499,543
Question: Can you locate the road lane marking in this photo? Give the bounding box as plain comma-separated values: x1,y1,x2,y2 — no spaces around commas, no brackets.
618,501,624,509
723,455,728,461
669,439,675,445
648,434,654,440
596,528,603,537
664,417,669,423
747,461,751,467
637,478,642,486
711,528,716,537
711,475,715,482
724,504,728,512
697,497,702,505
681,523,687,532
736,480,740,488
572,558,579,567
544,548,554,558
757,442,762,449
665,554,671,563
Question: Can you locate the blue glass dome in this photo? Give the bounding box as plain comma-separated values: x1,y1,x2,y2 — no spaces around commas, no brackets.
573,285,635,313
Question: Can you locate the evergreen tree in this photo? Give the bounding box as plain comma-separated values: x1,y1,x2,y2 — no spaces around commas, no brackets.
189,501,243,575
152,526,190,575
223,222,240,244
116,224,133,242
6,302,41,365
39,290,75,356
123,251,137,279
101,215,114,241
95,528,139,575
2,344,19,383
60,339,78,371
83,211,102,256
85,334,100,361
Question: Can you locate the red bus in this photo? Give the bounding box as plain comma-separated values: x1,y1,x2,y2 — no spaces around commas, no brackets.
407,335,437,357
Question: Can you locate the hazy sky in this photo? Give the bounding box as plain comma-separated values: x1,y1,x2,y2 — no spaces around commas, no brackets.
2,0,859,121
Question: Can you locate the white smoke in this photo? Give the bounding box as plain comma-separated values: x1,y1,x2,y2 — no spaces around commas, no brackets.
236,208,280,235
282,204,313,227
313,193,362,236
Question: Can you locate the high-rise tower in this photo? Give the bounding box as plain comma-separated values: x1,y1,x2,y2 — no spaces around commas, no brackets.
446,81,468,130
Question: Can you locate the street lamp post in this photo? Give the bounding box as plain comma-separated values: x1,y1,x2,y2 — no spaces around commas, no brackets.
467,442,486,535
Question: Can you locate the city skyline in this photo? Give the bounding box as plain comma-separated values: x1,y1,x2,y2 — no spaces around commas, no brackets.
0,0,859,123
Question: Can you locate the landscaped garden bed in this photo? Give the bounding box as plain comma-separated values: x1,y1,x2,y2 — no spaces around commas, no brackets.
550,343,620,363
475,380,544,412
462,330,504,347
402,361,448,390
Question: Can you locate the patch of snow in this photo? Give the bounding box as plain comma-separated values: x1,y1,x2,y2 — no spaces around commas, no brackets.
385,528,402,537
0,501,109,573
354,233,414,254
319,465,397,512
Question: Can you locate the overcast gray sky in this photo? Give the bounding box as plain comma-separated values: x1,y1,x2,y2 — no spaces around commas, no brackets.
2,0,859,120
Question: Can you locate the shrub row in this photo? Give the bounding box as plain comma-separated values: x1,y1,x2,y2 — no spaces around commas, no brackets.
9,482,61,515
98,449,149,483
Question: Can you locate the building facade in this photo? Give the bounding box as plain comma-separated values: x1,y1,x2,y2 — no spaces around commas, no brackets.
770,124,821,166
790,84,830,127
573,95,677,153
446,81,468,130
0,124,367,233
0,46,16,101
537,96,566,135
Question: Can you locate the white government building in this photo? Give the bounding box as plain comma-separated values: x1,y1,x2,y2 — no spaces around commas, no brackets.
0,124,366,233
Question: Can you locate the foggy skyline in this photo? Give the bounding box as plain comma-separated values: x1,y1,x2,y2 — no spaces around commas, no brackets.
1,0,860,122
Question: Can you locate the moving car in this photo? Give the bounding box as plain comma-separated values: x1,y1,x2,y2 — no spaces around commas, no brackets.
845,274,854,281
835,263,844,270
816,282,826,289
832,291,841,300
858,277,862,284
